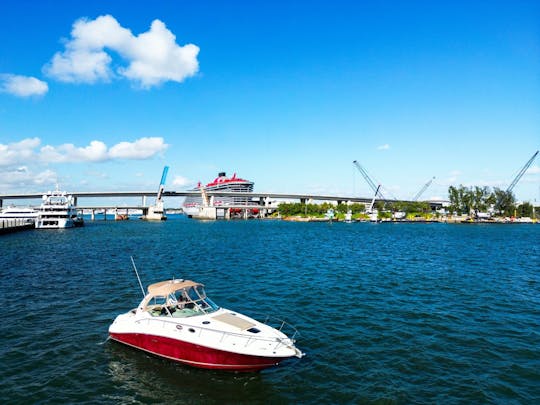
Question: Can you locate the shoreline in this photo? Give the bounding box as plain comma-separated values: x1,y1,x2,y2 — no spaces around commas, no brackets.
281,216,538,224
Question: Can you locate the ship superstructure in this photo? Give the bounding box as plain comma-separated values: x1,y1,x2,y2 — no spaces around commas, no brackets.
183,172,254,218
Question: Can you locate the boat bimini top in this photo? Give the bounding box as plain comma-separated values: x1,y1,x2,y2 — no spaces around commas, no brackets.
138,279,220,317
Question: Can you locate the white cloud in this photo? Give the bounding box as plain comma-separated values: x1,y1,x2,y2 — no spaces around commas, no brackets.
46,48,113,84
0,138,40,165
0,166,57,189
0,137,168,166
65,140,108,161
0,74,48,97
44,15,199,88
34,169,58,185
109,137,168,159
118,20,200,88
526,165,540,174
40,140,108,163
377,144,390,150
172,175,190,187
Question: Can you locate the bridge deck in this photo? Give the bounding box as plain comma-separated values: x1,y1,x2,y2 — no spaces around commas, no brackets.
0,190,443,207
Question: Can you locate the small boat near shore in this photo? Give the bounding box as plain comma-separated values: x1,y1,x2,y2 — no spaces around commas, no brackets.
109,277,304,371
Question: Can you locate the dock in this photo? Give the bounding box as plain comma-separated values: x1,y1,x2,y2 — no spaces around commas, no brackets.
0,219,34,234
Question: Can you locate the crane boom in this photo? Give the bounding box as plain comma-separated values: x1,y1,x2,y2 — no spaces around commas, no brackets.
412,176,435,201
353,160,386,200
505,150,538,193
495,150,539,209
368,185,381,213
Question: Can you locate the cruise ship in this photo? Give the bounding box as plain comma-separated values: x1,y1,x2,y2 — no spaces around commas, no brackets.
183,172,254,217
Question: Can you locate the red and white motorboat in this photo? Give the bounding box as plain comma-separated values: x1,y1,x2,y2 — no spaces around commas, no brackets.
109,279,304,372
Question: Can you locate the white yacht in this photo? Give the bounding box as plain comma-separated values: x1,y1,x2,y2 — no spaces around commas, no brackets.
35,188,83,229
0,206,39,223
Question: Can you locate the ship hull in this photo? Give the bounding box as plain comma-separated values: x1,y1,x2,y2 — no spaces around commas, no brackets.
109,332,288,372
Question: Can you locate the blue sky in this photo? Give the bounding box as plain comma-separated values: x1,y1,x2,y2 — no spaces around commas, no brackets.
1,0,539,205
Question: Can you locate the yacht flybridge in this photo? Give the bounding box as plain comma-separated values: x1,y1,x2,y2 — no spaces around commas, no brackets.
108,279,304,371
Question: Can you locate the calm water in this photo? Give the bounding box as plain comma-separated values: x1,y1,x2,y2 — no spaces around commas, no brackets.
1,217,538,404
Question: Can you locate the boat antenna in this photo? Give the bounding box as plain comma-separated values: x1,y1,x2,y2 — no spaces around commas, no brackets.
130,256,146,298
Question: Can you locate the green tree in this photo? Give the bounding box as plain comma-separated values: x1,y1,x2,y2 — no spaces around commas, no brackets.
448,185,470,214
448,184,510,217
493,188,516,216
517,202,533,218
471,186,490,217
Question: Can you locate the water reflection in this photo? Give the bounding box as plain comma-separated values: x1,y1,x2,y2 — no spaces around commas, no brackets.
105,342,285,403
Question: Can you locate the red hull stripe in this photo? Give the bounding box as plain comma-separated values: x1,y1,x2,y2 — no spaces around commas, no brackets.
109,332,287,371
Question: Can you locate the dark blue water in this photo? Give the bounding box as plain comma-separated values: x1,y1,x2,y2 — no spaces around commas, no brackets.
1,217,539,403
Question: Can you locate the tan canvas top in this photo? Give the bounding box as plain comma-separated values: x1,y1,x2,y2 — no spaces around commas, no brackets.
147,279,202,297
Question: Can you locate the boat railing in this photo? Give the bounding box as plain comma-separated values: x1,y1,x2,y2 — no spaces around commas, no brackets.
250,312,301,340
135,317,296,351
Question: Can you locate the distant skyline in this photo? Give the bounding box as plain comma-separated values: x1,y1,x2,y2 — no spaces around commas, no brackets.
1,1,539,204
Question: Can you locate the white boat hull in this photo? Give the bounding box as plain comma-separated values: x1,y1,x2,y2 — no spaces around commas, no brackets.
35,217,75,229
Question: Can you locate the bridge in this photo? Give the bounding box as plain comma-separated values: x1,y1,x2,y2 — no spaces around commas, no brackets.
0,190,428,206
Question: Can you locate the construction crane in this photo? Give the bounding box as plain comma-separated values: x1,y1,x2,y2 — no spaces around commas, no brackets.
368,185,381,213
412,176,435,201
505,150,538,194
352,160,386,200
367,185,381,221
496,150,539,208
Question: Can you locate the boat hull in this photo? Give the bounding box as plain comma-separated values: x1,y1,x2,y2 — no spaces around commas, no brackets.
109,332,289,372
35,218,75,229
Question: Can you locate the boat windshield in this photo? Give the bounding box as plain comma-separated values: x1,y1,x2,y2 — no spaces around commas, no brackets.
182,285,219,314
145,282,220,317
